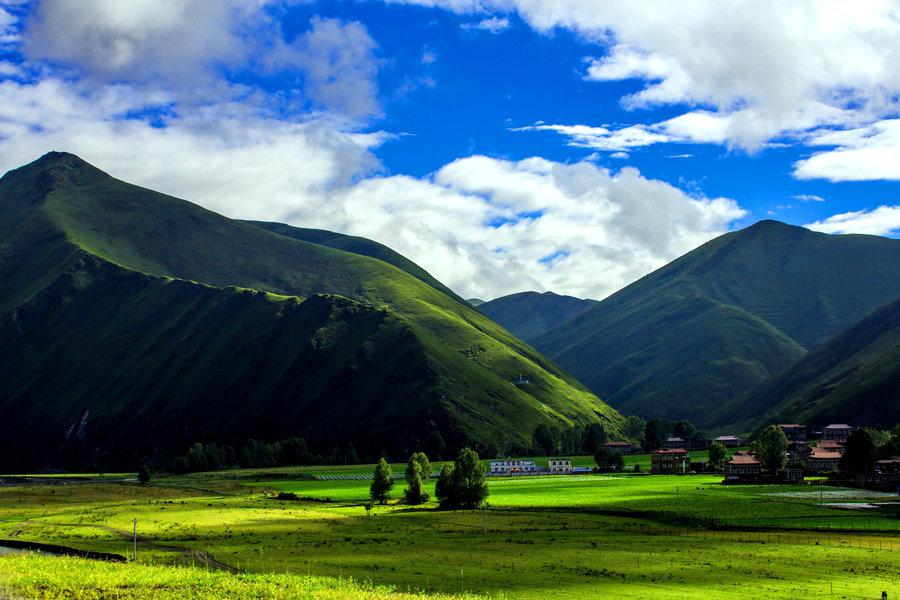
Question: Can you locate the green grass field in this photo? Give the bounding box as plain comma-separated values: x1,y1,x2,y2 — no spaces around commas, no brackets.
0,462,897,599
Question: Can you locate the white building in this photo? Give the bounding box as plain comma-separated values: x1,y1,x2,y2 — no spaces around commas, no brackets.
549,458,572,474
490,459,538,475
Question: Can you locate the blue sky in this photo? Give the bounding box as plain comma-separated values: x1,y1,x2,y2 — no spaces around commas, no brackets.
1,1,899,299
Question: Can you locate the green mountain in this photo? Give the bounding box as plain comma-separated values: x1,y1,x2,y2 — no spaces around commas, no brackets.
533,220,900,427
718,296,900,431
0,152,622,471
478,291,597,341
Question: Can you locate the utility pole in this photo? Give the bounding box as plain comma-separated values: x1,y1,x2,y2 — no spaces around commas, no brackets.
133,519,138,561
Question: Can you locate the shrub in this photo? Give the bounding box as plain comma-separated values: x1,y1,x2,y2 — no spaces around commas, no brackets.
370,458,394,504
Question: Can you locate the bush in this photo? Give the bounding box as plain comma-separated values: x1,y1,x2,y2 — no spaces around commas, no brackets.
370,458,394,504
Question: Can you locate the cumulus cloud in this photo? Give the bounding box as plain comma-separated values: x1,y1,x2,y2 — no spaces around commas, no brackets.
794,119,900,181
462,16,510,33
265,16,381,119
805,206,900,236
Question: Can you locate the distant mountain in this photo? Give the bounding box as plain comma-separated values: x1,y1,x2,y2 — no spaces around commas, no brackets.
478,291,597,341
0,152,623,471
467,298,486,307
533,220,900,427
718,295,900,430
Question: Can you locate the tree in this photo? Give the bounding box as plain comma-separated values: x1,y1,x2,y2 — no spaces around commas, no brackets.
754,425,788,471
424,430,445,461
624,415,646,446
370,458,394,503
609,452,624,471
532,424,557,455
708,441,727,472
438,448,488,509
643,418,673,451
594,447,612,470
840,428,879,474
581,423,608,455
137,465,152,484
404,452,431,504
434,463,453,504
674,420,700,447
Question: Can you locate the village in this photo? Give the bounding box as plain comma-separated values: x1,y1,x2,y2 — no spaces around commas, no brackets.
488,423,900,492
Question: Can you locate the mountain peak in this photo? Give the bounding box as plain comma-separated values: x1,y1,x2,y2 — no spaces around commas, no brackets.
1,151,108,190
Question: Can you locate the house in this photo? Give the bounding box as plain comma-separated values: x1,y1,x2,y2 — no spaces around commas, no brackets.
812,439,844,454
604,441,638,455
723,451,761,483
549,458,572,474
489,459,538,475
663,436,686,449
787,441,811,464
875,458,900,475
808,448,840,473
778,424,807,443
651,449,689,474
823,424,853,442
714,435,742,448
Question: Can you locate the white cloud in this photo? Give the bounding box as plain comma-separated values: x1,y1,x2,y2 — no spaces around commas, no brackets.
794,119,900,181
805,206,900,236
793,194,825,203
464,16,509,33
265,16,381,119
511,123,670,152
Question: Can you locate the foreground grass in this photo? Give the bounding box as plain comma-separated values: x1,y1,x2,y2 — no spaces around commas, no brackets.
0,469,897,599
0,553,487,599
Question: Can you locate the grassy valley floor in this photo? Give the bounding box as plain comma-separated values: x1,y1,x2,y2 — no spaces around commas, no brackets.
0,460,897,599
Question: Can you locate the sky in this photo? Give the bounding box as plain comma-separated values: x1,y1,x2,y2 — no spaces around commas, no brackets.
1,1,899,300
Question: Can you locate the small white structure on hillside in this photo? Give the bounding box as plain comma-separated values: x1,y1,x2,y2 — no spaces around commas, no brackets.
549,458,572,474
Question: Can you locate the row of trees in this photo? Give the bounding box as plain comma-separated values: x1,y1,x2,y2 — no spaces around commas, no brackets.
370,448,489,509
171,437,359,473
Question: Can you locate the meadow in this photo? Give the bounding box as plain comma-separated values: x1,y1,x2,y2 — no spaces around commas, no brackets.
0,459,897,599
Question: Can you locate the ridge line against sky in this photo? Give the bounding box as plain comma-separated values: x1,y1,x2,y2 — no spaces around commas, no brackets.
0,0,898,300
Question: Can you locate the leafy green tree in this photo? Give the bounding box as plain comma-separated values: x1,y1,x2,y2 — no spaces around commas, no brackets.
137,465,152,484
404,452,431,504
532,424,557,455
674,420,700,447
594,447,612,469
609,452,624,471
754,425,788,471
624,415,646,445
633,462,641,473
708,441,727,472
370,458,394,504
581,423,608,455
434,463,453,504
643,418,673,451
840,428,879,474
439,448,488,509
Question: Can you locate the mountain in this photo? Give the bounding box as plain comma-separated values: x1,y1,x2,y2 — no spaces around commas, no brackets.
718,296,900,430
533,220,900,427
0,152,622,471
242,220,465,304
478,291,597,341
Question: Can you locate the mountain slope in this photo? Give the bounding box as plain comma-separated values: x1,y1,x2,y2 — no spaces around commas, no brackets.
533,220,900,426
717,296,900,430
478,291,597,341
242,220,465,304
0,152,622,470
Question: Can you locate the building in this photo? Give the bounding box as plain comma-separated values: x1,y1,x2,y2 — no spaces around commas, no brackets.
812,439,844,454
663,436,686,449
548,458,572,474
823,424,853,442
778,424,807,443
714,435,742,448
571,466,592,475
787,441,811,464
808,448,840,473
651,449,689,474
875,458,900,475
604,441,638,455
489,459,538,475
723,451,761,483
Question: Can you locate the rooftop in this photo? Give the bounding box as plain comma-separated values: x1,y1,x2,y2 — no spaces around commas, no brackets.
824,424,852,429
810,449,841,459
728,454,760,465
654,448,688,455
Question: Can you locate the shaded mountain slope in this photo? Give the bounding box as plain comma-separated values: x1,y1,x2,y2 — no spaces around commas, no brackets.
716,296,900,431
0,152,622,470
478,291,597,341
534,220,900,426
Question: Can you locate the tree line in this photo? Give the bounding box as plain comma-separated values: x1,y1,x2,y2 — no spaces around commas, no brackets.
170,437,360,473
369,448,488,509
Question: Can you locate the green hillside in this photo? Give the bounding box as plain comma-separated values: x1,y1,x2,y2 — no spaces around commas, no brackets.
242,220,466,303
718,296,900,431
0,152,622,471
478,291,597,341
534,220,900,427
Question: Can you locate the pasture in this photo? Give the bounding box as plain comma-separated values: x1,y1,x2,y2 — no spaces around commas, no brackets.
0,463,897,599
